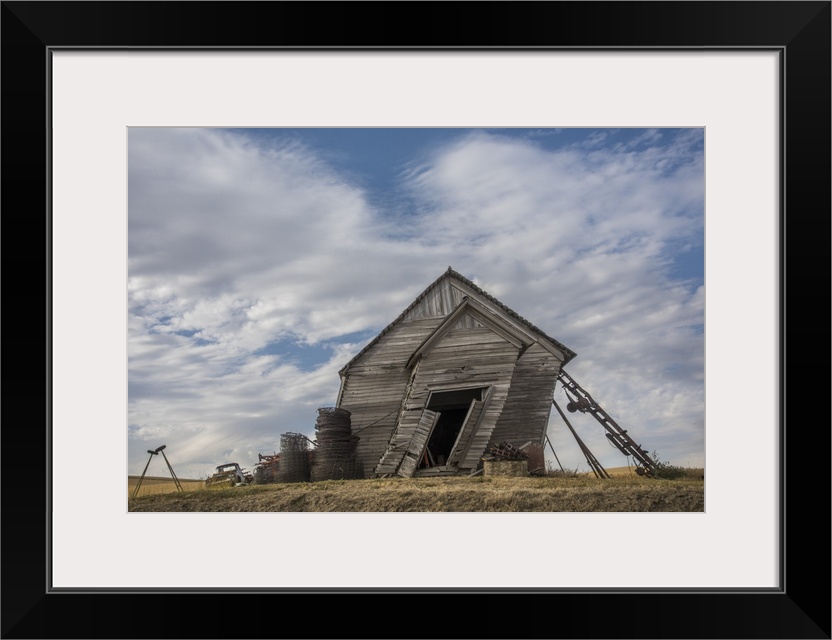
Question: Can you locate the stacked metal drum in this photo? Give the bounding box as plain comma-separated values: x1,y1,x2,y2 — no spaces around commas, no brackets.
310,407,361,481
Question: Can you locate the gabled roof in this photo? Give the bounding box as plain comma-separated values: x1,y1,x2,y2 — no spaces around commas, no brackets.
405,296,548,369
339,267,577,374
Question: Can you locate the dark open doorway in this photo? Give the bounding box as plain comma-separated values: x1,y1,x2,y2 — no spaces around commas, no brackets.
420,387,485,468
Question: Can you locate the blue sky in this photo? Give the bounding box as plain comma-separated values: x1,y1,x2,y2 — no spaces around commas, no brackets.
128,127,704,480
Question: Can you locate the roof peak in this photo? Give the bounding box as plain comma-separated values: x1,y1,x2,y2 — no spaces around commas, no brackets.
339,268,576,374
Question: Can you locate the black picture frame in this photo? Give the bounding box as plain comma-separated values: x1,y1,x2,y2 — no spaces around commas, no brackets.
2,2,829,638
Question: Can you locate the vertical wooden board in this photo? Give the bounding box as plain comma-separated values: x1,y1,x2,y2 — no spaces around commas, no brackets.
398,409,438,478
459,385,508,469
447,387,493,467
446,399,480,468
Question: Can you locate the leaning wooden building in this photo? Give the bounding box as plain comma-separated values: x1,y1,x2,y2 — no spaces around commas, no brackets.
335,267,577,478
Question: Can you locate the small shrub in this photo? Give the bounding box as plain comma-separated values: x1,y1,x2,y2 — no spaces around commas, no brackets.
546,461,580,478
649,451,687,480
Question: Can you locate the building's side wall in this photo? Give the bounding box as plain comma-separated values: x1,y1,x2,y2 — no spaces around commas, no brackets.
489,342,562,448
337,318,442,477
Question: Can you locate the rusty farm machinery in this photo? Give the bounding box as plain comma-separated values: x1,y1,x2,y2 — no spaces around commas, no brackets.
252,452,281,484
547,369,657,478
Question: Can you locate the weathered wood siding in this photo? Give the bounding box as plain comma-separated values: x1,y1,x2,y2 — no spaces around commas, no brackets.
338,318,442,476
418,325,519,391
490,342,562,447
401,278,464,320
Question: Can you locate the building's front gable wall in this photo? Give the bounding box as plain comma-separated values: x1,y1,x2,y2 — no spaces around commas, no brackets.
379,321,519,476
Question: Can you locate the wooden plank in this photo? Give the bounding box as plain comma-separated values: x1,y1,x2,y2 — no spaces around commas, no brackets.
398,409,439,477
459,384,509,469
447,389,490,467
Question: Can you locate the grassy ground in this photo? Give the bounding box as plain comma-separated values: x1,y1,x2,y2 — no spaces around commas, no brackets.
579,466,705,479
128,475,704,512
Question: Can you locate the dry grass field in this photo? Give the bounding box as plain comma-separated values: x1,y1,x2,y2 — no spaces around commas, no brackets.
127,475,205,497
128,474,704,512
579,466,705,479
581,465,645,477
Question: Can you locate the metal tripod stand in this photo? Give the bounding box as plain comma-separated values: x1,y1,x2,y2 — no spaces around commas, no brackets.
131,444,183,499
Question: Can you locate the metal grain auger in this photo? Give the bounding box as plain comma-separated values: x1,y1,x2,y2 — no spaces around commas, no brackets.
548,370,657,478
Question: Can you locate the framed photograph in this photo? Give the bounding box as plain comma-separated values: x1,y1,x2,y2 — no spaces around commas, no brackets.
3,2,829,638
